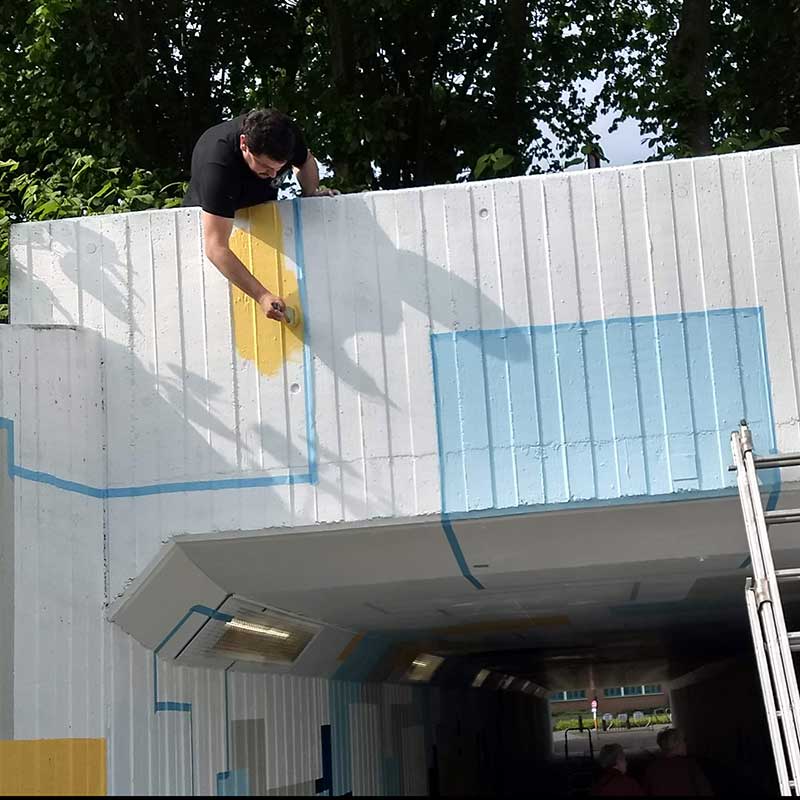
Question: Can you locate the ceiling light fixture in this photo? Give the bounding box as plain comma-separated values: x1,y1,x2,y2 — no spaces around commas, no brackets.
226,619,291,639
412,659,429,668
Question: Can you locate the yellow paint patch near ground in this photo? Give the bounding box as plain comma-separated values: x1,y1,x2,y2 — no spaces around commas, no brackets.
229,203,304,376
0,738,106,796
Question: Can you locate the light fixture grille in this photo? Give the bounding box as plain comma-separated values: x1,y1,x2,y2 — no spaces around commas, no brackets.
212,610,317,665
404,653,444,682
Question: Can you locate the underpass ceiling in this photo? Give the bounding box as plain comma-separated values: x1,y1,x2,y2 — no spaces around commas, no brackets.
114,489,800,683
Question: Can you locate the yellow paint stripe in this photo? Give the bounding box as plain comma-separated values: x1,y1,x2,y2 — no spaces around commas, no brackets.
0,738,106,796
337,633,365,662
229,203,304,376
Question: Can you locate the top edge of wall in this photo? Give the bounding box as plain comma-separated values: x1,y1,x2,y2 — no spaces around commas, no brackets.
10,144,800,231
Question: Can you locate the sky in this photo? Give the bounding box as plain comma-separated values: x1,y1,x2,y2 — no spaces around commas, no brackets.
590,107,653,167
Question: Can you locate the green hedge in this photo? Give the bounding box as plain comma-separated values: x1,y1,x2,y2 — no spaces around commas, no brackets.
553,713,672,732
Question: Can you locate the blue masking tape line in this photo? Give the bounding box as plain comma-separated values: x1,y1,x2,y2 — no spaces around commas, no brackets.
0,210,319,500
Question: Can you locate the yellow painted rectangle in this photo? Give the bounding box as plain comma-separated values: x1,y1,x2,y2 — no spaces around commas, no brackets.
229,203,304,376
0,738,106,796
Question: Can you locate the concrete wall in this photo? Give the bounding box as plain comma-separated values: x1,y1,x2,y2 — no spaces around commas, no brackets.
8,146,800,599
669,659,777,795
434,687,552,796
5,148,800,793
0,323,439,797
106,624,436,796
0,326,106,746
0,423,13,739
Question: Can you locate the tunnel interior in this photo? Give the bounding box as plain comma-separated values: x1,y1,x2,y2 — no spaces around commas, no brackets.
108,488,800,796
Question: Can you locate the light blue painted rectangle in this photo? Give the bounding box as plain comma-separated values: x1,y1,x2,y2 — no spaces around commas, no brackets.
431,307,777,515
505,331,545,504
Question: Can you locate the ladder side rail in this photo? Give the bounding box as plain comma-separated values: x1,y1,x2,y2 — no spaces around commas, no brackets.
734,427,800,791
746,584,793,796
760,599,800,793
743,442,800,778
732,432,771,584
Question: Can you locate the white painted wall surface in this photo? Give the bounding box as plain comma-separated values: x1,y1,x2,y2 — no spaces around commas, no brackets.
8,148,800,601
0,418,13,739
4,148,800,794
0,327,106,744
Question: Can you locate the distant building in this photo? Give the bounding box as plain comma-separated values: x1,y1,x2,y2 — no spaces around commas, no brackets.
550,684,666,716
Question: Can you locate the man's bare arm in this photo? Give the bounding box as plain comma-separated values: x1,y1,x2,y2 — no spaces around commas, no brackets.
295,151,339,197
202,211,287,321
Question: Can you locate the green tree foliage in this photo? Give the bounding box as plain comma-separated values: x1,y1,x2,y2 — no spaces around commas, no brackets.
1,0,799,321
597,0,800,159
0,0,618,320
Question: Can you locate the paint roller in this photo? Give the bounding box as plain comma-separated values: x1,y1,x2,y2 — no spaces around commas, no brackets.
272,301,299,328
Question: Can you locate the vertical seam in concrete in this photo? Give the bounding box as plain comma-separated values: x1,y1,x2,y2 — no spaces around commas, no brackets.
641,168,674,491
690,160,724,479
540,180,571,499
769,152,800,425
370,193,397,516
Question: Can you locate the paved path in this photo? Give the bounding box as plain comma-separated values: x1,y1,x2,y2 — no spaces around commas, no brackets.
553,724,672,759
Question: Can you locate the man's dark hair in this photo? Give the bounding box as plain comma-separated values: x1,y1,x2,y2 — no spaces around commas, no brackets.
241,109,295,161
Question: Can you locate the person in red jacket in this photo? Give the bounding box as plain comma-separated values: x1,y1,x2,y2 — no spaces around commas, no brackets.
592,744,646,796
642,728,713,796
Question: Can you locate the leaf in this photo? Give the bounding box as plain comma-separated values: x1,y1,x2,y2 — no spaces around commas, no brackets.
34,199,62,217
87,179,116,205
492,154,514,171
474,154,490,178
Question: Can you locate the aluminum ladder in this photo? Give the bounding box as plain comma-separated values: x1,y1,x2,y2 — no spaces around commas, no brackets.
732,420,800,796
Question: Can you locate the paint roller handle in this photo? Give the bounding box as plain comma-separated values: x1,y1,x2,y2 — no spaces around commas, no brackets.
273,301,297,326
256,291,287,322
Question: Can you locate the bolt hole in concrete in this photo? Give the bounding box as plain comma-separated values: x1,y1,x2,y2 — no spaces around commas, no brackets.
290,383,301,394
86,243,97,254
479,208,489,219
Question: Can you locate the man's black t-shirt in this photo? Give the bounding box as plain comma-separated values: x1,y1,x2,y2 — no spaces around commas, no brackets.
182,115,309,218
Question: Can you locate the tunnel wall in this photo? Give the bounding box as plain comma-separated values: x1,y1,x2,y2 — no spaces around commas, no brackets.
669,659,777,795
433,687,552,796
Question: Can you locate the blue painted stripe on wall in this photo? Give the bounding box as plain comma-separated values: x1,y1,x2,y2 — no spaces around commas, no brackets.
430,337,486,589
152,602,233,796
293,198,319,485
216,768,250,796
441,519,484,590
431,307,778,515
0,205,319,499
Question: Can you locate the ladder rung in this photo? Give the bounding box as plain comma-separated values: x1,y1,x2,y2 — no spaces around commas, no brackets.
765,510,800,525
788,633,800,652
753,454,800,469
729,454,800,471
776,569,800,580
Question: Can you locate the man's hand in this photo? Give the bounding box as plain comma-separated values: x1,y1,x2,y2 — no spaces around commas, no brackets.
295,152,341,198
203,211,287,323
304,187,340,198
258,292,289,322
